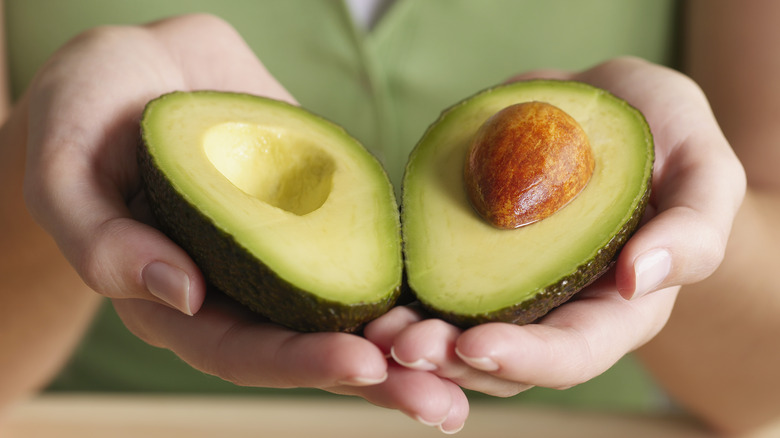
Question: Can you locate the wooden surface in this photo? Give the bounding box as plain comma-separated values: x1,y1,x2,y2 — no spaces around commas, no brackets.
0,393,723,438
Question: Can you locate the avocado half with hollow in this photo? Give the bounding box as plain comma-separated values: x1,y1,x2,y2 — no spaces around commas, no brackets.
401,80,654,327
138,91,403,332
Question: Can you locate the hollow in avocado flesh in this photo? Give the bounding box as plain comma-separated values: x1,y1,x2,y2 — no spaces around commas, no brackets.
139,91,403,332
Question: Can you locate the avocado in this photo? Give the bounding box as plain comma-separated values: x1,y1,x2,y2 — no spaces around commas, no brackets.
138,91,403,332
401,80,653,327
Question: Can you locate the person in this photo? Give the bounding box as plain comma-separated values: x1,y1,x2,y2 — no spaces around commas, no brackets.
0,0,774,435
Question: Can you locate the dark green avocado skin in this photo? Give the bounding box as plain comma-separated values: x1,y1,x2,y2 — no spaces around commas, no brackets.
137,111,400,333
418,186,650,328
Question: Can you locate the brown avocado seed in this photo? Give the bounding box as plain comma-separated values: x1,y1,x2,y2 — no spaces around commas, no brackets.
464,101,595,229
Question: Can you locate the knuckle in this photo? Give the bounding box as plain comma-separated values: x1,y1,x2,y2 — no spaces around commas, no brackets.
211,346,244,386
663,206,730,282
73,234,109,295
47,25,136,64
112,300,165,349
695,220,729,278
74,217,136,297
181,13,233,30
421,317,458,334
152,12,239,39
21,178,45,220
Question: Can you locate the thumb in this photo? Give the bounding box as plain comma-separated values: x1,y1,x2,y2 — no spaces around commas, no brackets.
615,136,746,301
22,81,207,314
25,167,207,315
567,57,748,300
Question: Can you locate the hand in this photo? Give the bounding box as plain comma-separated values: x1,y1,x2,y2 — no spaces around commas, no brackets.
365,57,746,414
24,13,295,313
22,14,467,431
115,295,469,433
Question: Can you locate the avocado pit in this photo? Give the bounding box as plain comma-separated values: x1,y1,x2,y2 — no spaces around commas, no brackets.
464,101,595,229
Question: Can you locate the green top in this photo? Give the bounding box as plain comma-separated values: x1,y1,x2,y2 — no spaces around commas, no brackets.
7,0,677,410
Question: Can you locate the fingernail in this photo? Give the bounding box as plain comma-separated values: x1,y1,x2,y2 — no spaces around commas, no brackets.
632,249,672,300
415,415,446,428
391,346,437,371
337,373,388,387
455,348,499,372
439,422,465,435
142,261,192,315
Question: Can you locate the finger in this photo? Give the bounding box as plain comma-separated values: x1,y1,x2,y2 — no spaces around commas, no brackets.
510,58,746,299
572,58,746,299
24,18,297,314
20,23,210,314
390,318,532,397
116,294,469,432
332,363,468,433
362,304,427,354
614,128,745,299
438,382,470,435
24,135,208,315
455,283,678,389
112,294,389,388
25,150,207,314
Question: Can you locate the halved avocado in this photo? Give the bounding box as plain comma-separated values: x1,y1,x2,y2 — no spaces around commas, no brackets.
402,80,653,327
138,91,403,332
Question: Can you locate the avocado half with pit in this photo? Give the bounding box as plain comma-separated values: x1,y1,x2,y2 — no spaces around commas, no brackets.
138,91,403,332
402,80,654,327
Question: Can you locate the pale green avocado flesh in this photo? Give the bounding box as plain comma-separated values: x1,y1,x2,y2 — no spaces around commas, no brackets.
402,80,654,327
139,91,403,332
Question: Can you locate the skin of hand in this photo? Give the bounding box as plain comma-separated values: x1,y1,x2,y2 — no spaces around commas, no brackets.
19,14,468,433
0,91,104,409
637,1,780,434
364,57,746,418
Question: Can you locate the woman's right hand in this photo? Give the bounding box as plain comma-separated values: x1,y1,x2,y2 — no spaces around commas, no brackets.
21,14,469,433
